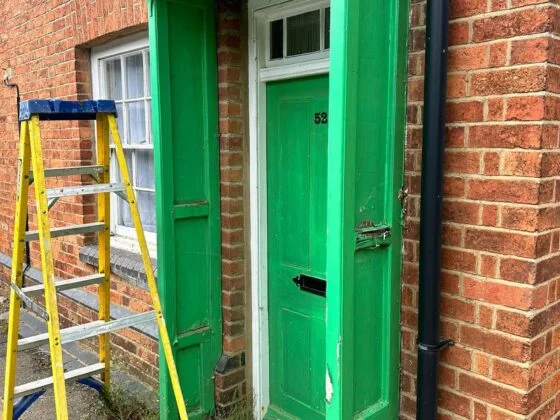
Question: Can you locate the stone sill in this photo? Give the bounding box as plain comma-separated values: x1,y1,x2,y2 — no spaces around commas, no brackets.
79,244,158,290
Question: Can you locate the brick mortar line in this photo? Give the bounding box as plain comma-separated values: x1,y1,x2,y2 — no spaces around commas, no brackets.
435,310,556,346
437,351,560,398
410,221,554,237
399,331,552,370
405,171,560,182
407,120,553,127
423,244,560,264
404,345,558,383
437,197,560,210
525,390,560,417
436,383,528,419
437,293,558,323
449,2,556,24
437,292,554,317
440,220,560,236
441,31,560,48
435,92,560,102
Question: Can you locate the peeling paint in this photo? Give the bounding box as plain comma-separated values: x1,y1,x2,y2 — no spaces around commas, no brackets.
325,369,333,403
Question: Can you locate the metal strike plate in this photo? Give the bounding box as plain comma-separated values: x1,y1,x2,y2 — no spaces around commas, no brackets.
292,274,326,297
355,223,392,250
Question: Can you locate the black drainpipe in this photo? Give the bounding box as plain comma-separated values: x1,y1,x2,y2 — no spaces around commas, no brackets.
416,1,453,419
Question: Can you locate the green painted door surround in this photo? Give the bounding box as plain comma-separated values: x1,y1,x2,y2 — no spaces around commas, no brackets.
267,76,329,419
148,0,409,418
148,0,221,418
326,0,409,418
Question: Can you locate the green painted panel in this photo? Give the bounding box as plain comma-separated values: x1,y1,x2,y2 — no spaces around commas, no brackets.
175,218,210,332
326,0,409,419
149,0,221,418
267,76,329,420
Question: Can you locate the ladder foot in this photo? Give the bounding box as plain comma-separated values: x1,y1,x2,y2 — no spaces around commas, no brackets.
77,377,104,393
13,391,45,420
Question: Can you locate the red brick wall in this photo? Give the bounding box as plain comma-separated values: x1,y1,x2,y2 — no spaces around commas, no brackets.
402,1,560,418
215,0,250,415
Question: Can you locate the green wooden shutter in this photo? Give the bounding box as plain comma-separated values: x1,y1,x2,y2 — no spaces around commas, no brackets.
149,0,221,418
326,0,409,418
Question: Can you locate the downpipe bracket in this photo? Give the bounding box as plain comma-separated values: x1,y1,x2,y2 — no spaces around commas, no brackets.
417,338,454,353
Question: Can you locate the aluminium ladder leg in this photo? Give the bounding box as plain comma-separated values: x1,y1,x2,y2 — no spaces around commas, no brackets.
108,114,189,420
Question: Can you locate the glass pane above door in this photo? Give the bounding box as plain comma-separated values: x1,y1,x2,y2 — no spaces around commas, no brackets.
286,10,320,56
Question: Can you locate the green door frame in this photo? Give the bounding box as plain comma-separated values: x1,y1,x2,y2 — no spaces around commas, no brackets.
326,0,409,418
149,0,221,418
148,0,409,417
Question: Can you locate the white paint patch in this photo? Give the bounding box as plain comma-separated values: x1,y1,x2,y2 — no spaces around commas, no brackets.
326,370,333,403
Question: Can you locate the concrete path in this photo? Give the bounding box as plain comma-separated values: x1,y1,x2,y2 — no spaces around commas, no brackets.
0,296,158,419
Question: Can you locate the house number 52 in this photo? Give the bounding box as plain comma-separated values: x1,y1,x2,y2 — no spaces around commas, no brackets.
314,112,328,124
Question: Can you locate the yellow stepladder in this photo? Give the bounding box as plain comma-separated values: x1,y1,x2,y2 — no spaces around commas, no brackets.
2,100,188,420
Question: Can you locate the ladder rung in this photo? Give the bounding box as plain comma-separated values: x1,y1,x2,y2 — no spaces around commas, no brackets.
46,183,125,199
33,165,104,180
18,311,156,351
13,363,105,399
25,222,105,241
21,273,105,297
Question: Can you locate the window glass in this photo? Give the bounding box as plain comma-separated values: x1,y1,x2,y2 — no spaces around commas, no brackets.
99,43,156,235
105,59,122,100
136,150,155,189
126,53,144,98
127,101,146,144
325,7,331,50
287,10,320,56
267,6,330,63
270,19,284,60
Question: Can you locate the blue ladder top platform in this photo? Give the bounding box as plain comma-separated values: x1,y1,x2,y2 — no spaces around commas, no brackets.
19,99,118,121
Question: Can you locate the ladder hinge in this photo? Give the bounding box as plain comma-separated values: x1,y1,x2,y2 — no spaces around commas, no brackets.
355,222,391,250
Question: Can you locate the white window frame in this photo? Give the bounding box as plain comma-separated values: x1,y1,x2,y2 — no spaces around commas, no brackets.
91,32,156,255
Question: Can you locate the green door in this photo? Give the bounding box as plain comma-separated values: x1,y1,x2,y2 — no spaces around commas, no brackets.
267,75,329,419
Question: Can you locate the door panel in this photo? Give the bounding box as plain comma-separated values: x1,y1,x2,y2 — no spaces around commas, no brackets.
149,0,221,418
267,75,329,420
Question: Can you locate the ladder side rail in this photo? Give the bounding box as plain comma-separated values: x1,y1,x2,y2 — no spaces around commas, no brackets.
2,121,32,420
96,113,111,387
27,115,69,419
108,114,189,420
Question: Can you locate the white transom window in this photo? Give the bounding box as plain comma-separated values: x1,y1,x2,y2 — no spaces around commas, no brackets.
91,33,156,253
259,1,330,67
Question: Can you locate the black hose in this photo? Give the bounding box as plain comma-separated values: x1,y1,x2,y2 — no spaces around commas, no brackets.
416,1,453,419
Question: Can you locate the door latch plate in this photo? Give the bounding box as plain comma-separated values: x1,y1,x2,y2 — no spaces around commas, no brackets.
355,222,391,250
